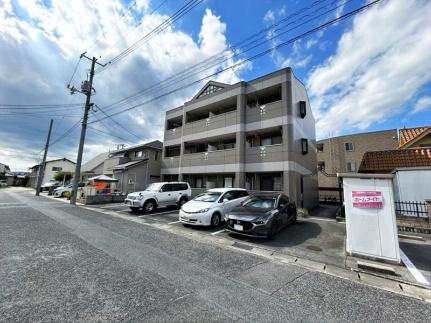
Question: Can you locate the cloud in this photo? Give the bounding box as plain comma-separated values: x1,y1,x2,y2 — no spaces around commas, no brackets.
307,0,431,138
412,96,431,114
263,9,275,22
0,1,247,170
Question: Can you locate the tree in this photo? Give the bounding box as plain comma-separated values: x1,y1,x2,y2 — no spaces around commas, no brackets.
0,172,6,180
54,172,72,182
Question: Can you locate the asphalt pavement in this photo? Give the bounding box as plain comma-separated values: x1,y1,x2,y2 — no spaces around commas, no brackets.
1,188,430,322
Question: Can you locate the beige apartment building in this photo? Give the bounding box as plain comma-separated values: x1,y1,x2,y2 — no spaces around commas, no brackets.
161,68,318,209
317,129,398,201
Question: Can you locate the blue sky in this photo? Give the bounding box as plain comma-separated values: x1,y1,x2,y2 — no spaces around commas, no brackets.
0,0,430,170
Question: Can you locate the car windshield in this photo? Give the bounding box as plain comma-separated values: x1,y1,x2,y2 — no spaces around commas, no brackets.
242,196,276,209
193,192,222,202
145,183,163,191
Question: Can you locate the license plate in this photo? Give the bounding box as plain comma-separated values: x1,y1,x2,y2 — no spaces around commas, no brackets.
234,224,243,231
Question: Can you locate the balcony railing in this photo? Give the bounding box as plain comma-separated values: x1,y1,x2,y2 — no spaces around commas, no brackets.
162,156,180,170
245,144,284,163
245,100,283,124
164,126,182,142
181,148,237,167
183,110,238,136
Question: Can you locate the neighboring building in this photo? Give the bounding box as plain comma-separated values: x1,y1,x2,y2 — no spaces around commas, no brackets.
6,171,29,186
0,162,10,173
104,140,163,193
81,151,110,181
161,68,318,209
28,158,76,188
317,129,398,201
398,126,431,149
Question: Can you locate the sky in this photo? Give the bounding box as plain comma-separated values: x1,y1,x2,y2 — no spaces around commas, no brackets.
0,0,430,171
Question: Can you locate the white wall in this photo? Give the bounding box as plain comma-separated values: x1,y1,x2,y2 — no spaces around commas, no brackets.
393,168,431,202
42,160,75,184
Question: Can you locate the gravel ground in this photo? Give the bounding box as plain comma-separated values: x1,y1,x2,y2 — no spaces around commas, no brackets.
1,190,430,322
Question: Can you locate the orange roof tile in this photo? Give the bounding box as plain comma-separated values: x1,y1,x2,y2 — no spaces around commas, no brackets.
399,126,430,148
358,148,431,173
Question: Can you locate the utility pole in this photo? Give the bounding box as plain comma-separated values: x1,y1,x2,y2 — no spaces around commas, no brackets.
69,53,106,205
35,119,53,196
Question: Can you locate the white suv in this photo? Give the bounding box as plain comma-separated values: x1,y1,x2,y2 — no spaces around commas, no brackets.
124,182,191,213
179,188,248,227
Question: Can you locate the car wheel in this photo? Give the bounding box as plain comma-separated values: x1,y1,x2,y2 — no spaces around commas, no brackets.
178,197,188,207
144,200,156,213
268,221,278,240
211,212,221,227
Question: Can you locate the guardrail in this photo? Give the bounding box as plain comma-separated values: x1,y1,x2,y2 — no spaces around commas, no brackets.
395,201,428,218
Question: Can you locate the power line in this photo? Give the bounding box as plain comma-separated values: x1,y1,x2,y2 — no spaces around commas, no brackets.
89,0,383,124
66,56,83,88
87,126,135,144
0,103,82,108
96,0,203,73
98,0,352,115
94,105,142,140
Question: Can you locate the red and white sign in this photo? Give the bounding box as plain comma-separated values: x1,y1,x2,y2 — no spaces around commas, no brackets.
352,191,383,208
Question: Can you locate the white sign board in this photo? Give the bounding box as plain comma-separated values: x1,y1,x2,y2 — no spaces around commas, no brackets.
342,175,400,263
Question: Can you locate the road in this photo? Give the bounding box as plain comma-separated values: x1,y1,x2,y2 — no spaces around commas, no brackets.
1,189,430,322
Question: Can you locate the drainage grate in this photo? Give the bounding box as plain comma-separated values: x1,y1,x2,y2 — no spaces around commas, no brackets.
232,242,253,251
306,245,322,252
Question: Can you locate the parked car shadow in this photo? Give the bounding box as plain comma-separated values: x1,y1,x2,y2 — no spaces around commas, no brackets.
228,220,322,248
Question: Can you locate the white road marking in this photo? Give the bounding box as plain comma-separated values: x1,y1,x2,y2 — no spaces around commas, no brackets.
211,229,225,235
307,217,337,222
168,220,181,225
400,248,430,286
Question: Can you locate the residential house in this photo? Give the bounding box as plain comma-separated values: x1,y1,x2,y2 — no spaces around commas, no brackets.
6,171,29,186
161,68,318,209
0,162,10,173
28,158,76,188
81,152,110,181
317,129,398,201
104,140,163,193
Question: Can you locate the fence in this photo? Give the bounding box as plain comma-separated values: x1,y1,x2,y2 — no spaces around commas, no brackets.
395,201,428,218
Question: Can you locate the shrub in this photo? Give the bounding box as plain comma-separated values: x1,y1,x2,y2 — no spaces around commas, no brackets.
297,208,309,218
64,191,72,200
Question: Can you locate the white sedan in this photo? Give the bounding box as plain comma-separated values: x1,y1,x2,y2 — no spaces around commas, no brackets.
53,184,73,197
179,188,248,227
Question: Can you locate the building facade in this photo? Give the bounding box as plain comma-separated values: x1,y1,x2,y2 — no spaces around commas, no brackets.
104,140,163,193
28,158,76,188
161,68,318,209
317,129,398,201
0,162,10,173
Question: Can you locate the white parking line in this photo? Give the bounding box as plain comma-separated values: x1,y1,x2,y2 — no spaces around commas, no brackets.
400,248,430,286
211,229,225,236
168,220,181,225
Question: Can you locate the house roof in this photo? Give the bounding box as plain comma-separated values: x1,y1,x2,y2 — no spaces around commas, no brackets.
82,152,109,173
112,159,147,171
109,140,163,156
398,126,431,148
358,148,431,173
29,158,76,169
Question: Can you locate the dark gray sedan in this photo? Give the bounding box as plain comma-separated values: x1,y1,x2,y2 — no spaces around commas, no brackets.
225,192,297,239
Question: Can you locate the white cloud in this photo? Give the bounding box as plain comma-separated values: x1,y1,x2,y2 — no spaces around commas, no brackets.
307,0,431,138
263,9,275,22
0,1,248,170
412,96,431,114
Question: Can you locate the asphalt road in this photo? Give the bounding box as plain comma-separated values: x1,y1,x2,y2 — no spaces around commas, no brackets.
1,189,430,322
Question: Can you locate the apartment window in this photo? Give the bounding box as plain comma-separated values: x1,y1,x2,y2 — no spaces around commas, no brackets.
345,142,354,151
52,167,62,171
223,176,233,188
346,162,356,172
135,151,143,157
260,135,282,146
317,143,324,152
318,161,325,171
299,101,306,118
155,151,159,160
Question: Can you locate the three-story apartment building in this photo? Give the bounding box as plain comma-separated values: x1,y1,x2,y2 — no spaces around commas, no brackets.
161,68,318,209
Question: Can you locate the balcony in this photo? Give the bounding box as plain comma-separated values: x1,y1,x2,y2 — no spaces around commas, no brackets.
161,156,180,171
245,144,284,164
181,148,237,168
245,100,284,124
164,126,182,143
183,110,238,137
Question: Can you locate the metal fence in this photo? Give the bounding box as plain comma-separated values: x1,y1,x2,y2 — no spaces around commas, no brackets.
395,201,428,218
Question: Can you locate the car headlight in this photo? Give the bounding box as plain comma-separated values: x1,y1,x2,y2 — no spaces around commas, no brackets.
196,208,210,213
254,215,271,225
138,195,144,200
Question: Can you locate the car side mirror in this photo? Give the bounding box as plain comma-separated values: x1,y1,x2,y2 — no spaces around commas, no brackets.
223,198,229,203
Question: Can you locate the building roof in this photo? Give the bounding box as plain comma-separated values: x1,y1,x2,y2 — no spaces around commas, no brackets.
29,158,76,169
398,126,431,148
358,148,431,173
192,80,229,101
317,129,397,143
109,140,163,155
112,160,147,171
82,152,109,173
